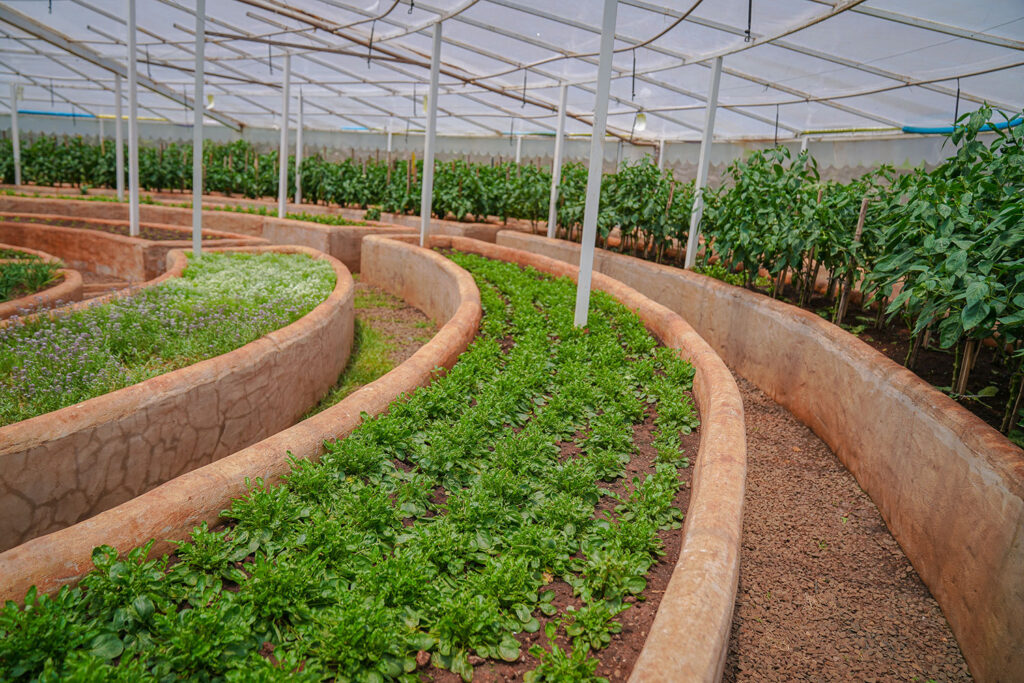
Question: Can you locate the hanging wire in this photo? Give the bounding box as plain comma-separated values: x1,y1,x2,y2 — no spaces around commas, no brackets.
145,46,152,78
50,78,55,107
408,0,415,14
953,77,961,126
744,0,753,42
774,104,779,146
412,82,416,117
48,0,52,13
268,44,273,74
367,20,376,67
521,69,527,108
631,49,637,99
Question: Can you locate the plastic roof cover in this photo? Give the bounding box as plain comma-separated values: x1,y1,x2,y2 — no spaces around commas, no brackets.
0,0,1022,141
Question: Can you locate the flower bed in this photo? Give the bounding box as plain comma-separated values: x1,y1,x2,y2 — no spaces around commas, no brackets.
0,247,353,551
0,250,704,681
1,251,334,426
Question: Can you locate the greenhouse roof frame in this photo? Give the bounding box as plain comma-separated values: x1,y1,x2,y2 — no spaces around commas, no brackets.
0,0,1021,141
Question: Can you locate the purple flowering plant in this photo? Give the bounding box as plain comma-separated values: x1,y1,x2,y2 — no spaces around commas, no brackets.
0,252,335,426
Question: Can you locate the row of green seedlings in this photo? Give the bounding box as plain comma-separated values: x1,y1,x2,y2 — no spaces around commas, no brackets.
0,252,699,682
0,252,335,426
0,249,61,304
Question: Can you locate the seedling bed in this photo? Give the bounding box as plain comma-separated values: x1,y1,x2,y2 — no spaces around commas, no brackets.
0,252,701,682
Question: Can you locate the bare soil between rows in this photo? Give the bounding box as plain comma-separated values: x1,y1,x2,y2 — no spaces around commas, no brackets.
724,374,970,681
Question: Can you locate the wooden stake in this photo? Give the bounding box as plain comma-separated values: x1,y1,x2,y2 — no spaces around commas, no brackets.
835,196,870,326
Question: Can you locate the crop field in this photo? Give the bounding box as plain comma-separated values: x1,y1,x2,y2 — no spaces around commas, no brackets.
0,253,699,682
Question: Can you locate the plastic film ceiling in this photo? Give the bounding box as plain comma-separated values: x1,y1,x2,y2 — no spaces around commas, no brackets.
0,0,1022,141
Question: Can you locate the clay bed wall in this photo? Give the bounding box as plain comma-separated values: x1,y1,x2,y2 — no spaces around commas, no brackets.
496,230,1024,683
0,245,354,552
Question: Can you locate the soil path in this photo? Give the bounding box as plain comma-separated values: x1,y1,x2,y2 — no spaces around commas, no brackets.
724,375,970,681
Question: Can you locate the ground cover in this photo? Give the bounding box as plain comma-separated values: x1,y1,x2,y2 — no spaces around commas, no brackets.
0,252,699,682
0,260,62,304
0,251,335,426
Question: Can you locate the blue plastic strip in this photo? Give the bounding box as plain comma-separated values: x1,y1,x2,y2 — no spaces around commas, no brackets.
16,109,96,118
902,117,1023,135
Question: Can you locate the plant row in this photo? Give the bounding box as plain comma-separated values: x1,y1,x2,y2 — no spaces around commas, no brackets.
0,137,693,259
0,252,335,426
696,107,1024,440
0,253,699,681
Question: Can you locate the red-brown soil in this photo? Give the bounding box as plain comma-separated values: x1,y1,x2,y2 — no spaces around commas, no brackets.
724,374,970,681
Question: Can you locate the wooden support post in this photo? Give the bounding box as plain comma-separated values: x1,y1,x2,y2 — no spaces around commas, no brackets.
835,196,869,326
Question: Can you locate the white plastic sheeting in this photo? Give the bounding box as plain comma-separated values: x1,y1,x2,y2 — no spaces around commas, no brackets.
0,0,1021,142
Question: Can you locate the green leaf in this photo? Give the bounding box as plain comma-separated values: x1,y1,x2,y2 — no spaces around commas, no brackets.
89,632,124,660
961,300,990,331
498,636,521,662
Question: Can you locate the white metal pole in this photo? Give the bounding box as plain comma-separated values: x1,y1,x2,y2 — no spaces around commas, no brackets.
9,82,20,187
387,129,393,155
515,135,522,165
295,87,303,204
191,0,205,257
684,55,723,270
573,0,618,328
657,138,665,170
277,53,291,219
800,135,809,153
127,0,140,237
115,74,124,201
419,22,442,247
547,83,567,239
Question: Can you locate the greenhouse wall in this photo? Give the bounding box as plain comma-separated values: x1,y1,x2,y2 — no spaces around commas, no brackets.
1,114,986,183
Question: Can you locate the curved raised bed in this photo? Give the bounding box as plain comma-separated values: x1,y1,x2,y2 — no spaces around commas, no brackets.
0,242,83,319
420,235,748,682
496,230,1024,682
0,211,264,281
0,245,354,553
0,195,416,273
0,236,479,603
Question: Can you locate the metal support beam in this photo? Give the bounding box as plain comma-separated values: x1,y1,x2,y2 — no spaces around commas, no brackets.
547,83,567,239
419,22,442,247
0,3,244,131
192,0,205,256
657,138,665,170
295,87,303,204
115,74,124,201
277,52,290,218
684,56,722,270
515,135,522,164
127,0,140,237
9,82,20,186
573,0,617,328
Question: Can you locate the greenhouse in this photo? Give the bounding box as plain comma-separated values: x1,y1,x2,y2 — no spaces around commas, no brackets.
0,0,1022,680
